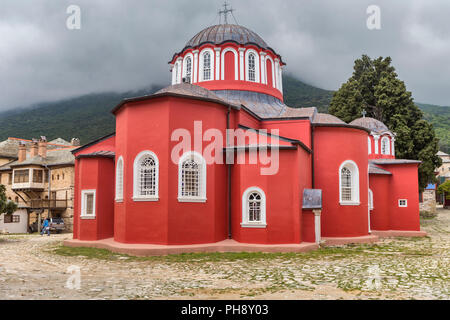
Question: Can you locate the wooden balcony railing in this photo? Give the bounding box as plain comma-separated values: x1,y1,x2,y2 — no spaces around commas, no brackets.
29,199,68,209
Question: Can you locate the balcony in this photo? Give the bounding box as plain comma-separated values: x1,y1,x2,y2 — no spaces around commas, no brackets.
29,199,68,209
12,168,45,191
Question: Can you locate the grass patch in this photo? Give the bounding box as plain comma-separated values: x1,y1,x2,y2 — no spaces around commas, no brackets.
52,242,391,263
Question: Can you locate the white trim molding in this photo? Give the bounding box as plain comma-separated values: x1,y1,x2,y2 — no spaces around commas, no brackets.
81,189,96,218
241,186,267,228
368,136,372,154
372,134,380,154
339,160,360,205
178,151,207,202
115,156,124,202
192,50,199,83
265,56,275,88
133,150,159,201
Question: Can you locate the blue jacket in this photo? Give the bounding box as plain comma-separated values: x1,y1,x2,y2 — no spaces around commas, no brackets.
43,220,49,228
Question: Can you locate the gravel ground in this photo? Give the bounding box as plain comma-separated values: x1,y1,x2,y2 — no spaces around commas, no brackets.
0,208,448,300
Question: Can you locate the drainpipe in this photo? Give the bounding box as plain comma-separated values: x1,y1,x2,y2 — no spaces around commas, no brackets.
226,105,232,239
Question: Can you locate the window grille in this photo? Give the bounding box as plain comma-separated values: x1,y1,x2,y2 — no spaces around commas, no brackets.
203,52,211,81
139,156,156,196
185,57,192,83
248,192,262,222
181,159,200,197
341,167,352,201
248,53,256,82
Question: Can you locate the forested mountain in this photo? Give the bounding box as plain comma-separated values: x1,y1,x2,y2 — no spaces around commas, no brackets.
0,77,447,152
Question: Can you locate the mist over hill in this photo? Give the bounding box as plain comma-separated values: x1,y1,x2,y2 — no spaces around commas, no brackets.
0,77,447,152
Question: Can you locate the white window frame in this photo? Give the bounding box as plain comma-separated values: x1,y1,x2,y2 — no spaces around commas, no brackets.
245,49,260,83
368,188,374,210
265,55,276,88
368,136,372,154
381,136,390,155
182,53,194,84
81,189,96,219
241,187,267,228
133,150,159,201
398,199,408,207
178,151,207,202
115,156,124,202
339,160,360,205
199,48,215,82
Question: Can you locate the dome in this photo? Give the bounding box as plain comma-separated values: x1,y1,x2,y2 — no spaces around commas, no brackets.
185,24,269,50
349,117,390,133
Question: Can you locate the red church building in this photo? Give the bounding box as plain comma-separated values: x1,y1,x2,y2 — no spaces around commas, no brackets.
66,22,426,254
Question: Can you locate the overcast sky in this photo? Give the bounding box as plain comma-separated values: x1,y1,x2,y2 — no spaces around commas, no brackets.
0,0,449,111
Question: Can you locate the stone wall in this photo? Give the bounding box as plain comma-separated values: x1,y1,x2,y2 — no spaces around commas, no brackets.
420,189,436,213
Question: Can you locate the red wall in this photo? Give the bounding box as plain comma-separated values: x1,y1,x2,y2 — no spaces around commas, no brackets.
73,157,115,241
231,147,311,244
372,163,421,231
369,174,391,230
114,96,229,244
314,126,370,237
171,43,283,101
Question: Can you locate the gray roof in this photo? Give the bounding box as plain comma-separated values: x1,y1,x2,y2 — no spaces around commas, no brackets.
371,159,421,165
312,113,346,124
369,163,392,175
185,24,269,50
0,147,76,170
0,137,74,159
349,117,390,134
437,151,449,156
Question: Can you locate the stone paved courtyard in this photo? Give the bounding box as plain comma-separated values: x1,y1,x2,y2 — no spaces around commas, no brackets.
0,208,448,300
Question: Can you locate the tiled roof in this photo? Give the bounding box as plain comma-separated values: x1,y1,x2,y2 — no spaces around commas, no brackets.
349,117,390,133
76,150,115,159
312,113,346,124
185,24,269,51
0,147,76,170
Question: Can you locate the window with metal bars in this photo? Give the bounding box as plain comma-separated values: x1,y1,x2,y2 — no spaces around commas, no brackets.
185,57,192,83
248,53,256,82
139,156,156,196
181,159,200,197
178,152,206,201
203,52,211,81
248,192,262,222
381,137,390,155
341,167,352,201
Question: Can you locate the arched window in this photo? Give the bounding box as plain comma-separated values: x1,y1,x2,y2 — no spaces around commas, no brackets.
368,189,374,210
115,156,124,202
339,160,360,205
248,53,256,82
203,52,211,81
381,136,390,155
133,151,159,201
241,187,266,228
178,151,206,202
184,56,192,83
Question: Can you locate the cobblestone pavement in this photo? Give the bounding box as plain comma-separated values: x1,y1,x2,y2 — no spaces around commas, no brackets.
0,208,448,300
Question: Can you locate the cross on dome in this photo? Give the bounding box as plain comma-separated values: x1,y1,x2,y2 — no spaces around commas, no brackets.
218,1,234,24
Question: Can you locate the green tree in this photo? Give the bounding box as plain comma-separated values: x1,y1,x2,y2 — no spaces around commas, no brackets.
0,185,17,216
329,55,442,190
437,180,450,200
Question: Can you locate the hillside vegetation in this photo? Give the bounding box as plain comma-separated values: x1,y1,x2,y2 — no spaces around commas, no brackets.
0,77,447,152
